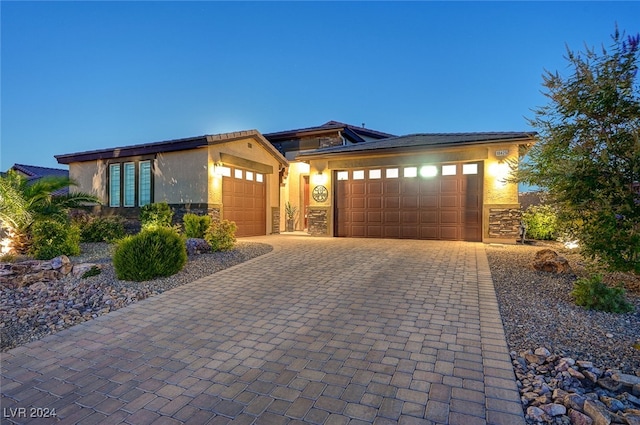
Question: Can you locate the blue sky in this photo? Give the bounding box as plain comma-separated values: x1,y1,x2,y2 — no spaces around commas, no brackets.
1,1,638,170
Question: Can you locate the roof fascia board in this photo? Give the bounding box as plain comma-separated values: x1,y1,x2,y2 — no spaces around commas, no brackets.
296,136,535,161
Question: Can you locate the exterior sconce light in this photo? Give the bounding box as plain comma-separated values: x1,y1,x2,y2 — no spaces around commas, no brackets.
312,172,326,185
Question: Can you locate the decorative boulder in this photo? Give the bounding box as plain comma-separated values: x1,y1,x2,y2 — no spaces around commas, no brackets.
533,249,571,273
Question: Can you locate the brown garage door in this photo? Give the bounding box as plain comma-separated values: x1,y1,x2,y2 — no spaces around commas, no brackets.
222,167,266,237
335,162,483,241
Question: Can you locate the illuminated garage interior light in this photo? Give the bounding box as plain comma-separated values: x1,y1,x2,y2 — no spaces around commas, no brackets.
404,167,417,178
463,163,478,175
420,165,438,178
442,165,457,176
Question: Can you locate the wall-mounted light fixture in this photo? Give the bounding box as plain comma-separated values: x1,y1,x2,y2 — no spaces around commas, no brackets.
212,162,231,177
312,172,327,185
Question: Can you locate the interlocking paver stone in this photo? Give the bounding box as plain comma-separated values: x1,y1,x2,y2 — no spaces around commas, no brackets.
0,237,524,424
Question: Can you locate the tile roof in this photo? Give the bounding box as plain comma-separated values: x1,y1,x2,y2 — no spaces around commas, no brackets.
11,163,69,178
297,131,537,158
56,130,288,167
264,121,396,141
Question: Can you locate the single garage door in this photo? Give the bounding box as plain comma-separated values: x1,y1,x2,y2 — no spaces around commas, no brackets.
335,162,483,241
222,167,266,237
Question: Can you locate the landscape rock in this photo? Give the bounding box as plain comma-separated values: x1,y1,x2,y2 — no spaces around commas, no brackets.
569,409,594,425
584,399,612,425
533,249,572,273
72,263,101,277
542,403,567,416
527,406,548,422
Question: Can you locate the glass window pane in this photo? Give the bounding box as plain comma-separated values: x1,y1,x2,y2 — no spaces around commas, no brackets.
256,173,263,182
420,165,438,178
139,161,151,206
337,171,348,181
353,170,365,180
463,163,478,175
442,165,457,176
123,163,135,207
404,167,417,178
246,171,254,181
234,169,243,179
369,169,381,179
386,168,399,178
109,164,120,207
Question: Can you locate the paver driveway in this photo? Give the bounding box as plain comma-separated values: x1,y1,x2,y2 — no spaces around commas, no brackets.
1,236,524,425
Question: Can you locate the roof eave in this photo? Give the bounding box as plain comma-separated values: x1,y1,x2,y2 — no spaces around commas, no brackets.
296,135,537,161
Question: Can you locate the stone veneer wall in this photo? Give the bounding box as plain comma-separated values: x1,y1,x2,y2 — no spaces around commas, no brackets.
271,207,280,234
488,208,521,238
308,209,328,236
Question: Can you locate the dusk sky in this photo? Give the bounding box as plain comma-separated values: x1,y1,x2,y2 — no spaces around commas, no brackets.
1,1,638,171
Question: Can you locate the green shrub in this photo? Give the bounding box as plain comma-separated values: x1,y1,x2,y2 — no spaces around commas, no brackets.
81,266,102,278
183,213,212,239
80,216,126,243
113,227,187,281
205,219,237,251
522,204,559,240
29,219,81,260
140,202,173,230
571,273,634,313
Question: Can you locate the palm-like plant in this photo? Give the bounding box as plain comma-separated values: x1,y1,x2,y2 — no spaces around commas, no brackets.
0,170,99,254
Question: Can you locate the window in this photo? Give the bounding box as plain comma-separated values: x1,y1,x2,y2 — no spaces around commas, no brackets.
463,163,478,175
139,161,151,206
420,165,438,178
235,169,243,179
256,173,264,183
123,163,135,207
353,170,365,180
404,167,417,178
386,168,399,178
108,160,153,208
369,169,381,179
246,171,254,181
337,171,349,181
109,164,121,207
442,165,457,176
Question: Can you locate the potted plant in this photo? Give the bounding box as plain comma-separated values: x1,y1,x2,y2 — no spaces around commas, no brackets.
285,202,297,232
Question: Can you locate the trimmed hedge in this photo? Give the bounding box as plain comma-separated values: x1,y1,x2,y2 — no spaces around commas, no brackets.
113,227,187,282
140,202,173,230
205,219,237,251
80,216,126,243
183,213,211,239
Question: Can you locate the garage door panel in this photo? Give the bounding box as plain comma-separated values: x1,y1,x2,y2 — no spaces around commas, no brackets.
421,195,438,208
223,167,266,237
367,212,382,223
385,197,400,208
384,211,400,223
440,227,459,240
335,162,483,241
440,195,458,208
440,210,460,224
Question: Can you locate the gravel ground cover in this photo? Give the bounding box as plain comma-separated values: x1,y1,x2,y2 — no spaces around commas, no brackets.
486,242,640,374
0,242,272,351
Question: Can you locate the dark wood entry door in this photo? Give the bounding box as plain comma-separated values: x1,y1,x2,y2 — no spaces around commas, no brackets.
335,163,483,241
222,167,266,237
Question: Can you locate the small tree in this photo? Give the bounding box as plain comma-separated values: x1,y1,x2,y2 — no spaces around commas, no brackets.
517,28,640,273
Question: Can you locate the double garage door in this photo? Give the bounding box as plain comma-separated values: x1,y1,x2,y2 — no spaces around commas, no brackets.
335,162,483,241
222,167,266,237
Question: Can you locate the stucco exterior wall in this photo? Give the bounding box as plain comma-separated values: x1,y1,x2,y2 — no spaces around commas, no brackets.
281,162,310,231
155,148,208,204
68,160,108,202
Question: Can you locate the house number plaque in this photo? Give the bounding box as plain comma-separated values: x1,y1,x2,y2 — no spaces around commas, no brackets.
312,185,328,202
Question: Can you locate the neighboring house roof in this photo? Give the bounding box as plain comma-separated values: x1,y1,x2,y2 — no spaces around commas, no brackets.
9,163,70,196
55,130,288,168
297,132,537,159
264,120,396,143
11,163,69,179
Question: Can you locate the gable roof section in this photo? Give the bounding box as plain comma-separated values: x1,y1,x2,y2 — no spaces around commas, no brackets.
264,121,396,143
55,130,288,168
11,163,69,179
297,132,537,159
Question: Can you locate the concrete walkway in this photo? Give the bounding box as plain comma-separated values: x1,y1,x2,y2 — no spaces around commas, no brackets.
1,237,524,425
